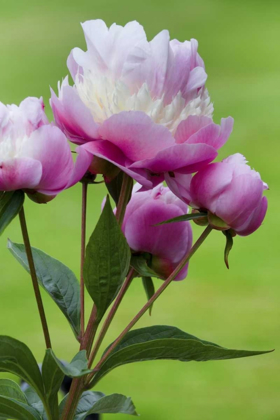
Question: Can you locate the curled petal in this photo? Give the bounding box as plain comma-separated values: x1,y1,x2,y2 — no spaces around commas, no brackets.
235,196,268,236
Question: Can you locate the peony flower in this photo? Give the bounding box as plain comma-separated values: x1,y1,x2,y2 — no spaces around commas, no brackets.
0,97,91,202
122,183,193,280
176,154,268,236
51,19,233,188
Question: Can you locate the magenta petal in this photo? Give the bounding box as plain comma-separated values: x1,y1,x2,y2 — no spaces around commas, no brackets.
99,111,174,161
0,158,42,191
235,196,268,236
131,142,217,174
165,172,192,204
215,173,264,225
175,115,213,144
81,140,155,188
67,146,93,189
50,83,99,144
214,117,234,150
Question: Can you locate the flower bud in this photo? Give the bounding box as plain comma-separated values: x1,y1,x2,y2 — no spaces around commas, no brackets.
190,154,268,235
122,183,193,280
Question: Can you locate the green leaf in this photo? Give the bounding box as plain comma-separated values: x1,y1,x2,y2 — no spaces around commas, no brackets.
91,325,272,386
0,379,27,403
130,255,158,278
42,350,64,420
60,391,138,419
46,349,92,378
223,230,234,269
84,197,131,321
156,212,207,225
0,191,24,235
0,395,42,420
24,387,46,420
84,393,138,416
142,277,155,315
0,336,44,400
59,391,104,419
105,171,124,205
7,240,81,338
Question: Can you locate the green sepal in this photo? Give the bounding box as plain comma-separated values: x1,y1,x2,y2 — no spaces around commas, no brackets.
141,277,155,315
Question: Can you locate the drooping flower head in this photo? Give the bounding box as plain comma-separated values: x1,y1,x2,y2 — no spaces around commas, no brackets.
0,97,91,202
51,20,233,188
169,154,268,236
122,183,193,280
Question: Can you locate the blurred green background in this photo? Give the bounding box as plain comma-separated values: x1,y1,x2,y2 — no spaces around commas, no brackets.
0,0,279,418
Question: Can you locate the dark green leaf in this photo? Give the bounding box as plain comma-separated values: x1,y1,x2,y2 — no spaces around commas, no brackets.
47,349,92,378
0,396,42,420
130,255,159,278
0,379,27,403
42,350,64,419
105,171,124,205
24,387,46,420
84,197,131,321
156,212,207,225
0,191,24,235
7,240,81,338
142,277,155,315
0,336,44,400
59,391,104,419
85,393,138,416
223,230,234,269
91,325,272,386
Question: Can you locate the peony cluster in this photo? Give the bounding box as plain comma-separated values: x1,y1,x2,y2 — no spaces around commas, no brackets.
0,19,268,278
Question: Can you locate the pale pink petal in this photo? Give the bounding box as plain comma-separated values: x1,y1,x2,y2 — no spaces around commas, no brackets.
66,146,93,189
185,66,207,92
175,115,213,144
22,125,74,194
0,158,42,191
50,83,99,144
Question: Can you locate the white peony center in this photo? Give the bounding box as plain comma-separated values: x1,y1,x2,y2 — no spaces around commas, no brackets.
74,71,213,134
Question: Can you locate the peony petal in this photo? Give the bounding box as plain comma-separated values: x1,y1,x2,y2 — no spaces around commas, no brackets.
165,172,192,204
98,111,174,161
175,115,213,144
50,83,99,144
131,142,217,174
0,157,42,191
185,66,207,92
66,146,93,189
81,140,156,188
235,196,268,236
22,125,74,194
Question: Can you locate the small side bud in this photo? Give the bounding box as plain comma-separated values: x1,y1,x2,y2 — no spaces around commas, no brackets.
192,209,208,226
89,156,120,182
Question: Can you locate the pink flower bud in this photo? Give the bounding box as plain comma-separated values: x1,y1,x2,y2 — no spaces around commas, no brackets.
122,183,193,280
0,97,92,202
189,154,268,235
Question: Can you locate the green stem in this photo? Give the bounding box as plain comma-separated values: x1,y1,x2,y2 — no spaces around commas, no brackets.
80,305,98,356
80,182,88,338
86,225,213,387
115,173,133,226
19,207,52,349
88,268,135,368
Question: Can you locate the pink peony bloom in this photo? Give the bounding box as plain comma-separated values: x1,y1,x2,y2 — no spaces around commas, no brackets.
176,154,268,236
122,183,193,280
51,19,233,188
0,97,91,202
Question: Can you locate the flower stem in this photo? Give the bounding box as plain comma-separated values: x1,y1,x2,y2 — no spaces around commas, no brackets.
115,173,133,226
19,207,52,349
88,268,135,368
80,305,98,356
86,225,213,387
80,182,88,338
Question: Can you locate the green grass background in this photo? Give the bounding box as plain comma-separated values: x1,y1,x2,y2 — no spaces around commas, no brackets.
0,0,279,418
